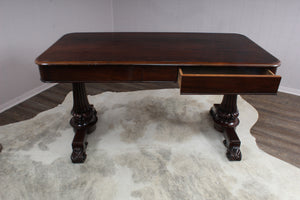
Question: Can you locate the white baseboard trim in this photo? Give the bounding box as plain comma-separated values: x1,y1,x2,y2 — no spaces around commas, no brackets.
0,83,57,113
279,86,300,96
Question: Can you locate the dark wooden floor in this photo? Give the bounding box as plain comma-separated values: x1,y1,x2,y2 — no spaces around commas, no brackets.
0,83,299,167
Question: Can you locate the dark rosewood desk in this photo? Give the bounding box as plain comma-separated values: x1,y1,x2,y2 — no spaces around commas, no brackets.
35,33,281,163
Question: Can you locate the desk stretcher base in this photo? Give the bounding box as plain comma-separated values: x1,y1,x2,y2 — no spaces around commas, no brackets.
69,83,243,163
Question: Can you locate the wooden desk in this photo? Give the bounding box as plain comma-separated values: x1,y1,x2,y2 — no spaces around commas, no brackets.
35,33,281,163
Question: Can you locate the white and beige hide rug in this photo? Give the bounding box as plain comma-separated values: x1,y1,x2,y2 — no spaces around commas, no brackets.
0,89,299,200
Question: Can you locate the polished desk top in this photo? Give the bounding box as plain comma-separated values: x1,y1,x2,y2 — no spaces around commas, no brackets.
35,32,280,67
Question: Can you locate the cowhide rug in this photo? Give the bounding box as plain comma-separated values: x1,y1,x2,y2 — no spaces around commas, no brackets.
0,89,299,200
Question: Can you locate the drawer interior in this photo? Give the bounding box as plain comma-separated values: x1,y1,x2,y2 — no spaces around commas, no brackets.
180,66,274,76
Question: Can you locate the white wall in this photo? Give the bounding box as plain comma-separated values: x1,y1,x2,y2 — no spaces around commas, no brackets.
1,0,300,112
0,0,113,111
113,0,300,94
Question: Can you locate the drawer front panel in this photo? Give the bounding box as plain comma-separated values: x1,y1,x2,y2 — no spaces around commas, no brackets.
178,68,281,94
39,65,178,82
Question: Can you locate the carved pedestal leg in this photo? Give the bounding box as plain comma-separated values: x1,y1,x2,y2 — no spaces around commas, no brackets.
70,83,97,163
210,95,241,161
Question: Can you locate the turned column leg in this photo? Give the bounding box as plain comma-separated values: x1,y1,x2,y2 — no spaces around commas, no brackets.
210,94,241,161
70,83,98,163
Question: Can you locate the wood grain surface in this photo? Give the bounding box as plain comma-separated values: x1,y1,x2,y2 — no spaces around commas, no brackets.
35,32,280,67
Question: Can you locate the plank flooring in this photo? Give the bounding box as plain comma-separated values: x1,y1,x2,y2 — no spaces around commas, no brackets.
0,83,299,167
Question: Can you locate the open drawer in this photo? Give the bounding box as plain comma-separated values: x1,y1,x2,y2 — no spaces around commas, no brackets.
178,67,281,94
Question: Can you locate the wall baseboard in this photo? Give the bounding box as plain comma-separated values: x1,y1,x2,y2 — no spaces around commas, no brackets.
0,83,57,113
279,86,300,96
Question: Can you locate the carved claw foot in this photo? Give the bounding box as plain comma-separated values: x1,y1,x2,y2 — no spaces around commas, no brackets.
71,147,87,163
70,106,97,164
223,140,242,161
71,128,89,163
